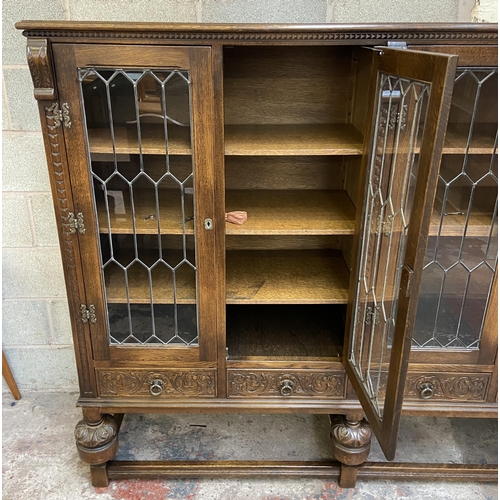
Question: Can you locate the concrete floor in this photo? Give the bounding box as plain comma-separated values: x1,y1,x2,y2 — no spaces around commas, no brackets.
2,391,497,500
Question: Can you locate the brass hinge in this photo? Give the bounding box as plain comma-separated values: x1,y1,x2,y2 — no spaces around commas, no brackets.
68,212,85,234
387,41,407,49
80,304,97,324
47,102,71,129
365,305,381,326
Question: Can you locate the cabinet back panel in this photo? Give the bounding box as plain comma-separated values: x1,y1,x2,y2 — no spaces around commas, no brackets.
223,46,353,125
225,156,345,190
225,235,342,251
226,304,345,359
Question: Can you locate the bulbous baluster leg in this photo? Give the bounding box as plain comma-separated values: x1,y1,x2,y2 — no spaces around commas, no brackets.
330,413,372,488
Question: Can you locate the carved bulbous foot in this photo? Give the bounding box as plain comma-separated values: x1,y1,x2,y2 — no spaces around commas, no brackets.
330,414,372,466
330,414,373,488
75,414,119,465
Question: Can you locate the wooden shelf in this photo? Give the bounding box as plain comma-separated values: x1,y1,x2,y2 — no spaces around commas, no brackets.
86,122,496,157
226,250,349,304
429,210,496,237
88,123,364,157
226,190,356,235
104,253,196,304
97,190,194,235
226,304,344,359
88,124,191,155
104,249,349,305
443,126,497,155
224,124,364,156
96,189,356,236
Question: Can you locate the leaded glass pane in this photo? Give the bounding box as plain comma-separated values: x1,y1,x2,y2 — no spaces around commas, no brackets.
414,68,498,349
349,72,430,418
79,68,198,346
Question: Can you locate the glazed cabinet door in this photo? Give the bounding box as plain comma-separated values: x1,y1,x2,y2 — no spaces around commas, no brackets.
344,47,457,460
52,44,216,366
412,61,498,366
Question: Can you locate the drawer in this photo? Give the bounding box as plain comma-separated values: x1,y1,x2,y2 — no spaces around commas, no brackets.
96,368,216,398
227,369,346,399
403,372,491,402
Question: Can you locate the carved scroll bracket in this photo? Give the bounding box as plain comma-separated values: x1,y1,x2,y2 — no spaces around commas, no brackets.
26,38,56,100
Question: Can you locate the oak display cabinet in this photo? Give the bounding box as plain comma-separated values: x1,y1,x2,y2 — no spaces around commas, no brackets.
17,22,497,487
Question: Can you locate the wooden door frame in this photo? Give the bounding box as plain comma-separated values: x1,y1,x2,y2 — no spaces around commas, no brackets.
343,47,458,460
52,43,217,364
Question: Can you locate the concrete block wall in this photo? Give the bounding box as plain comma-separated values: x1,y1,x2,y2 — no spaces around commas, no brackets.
2,0,497,394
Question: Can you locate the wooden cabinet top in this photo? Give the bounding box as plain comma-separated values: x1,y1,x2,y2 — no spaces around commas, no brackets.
16,21,498,45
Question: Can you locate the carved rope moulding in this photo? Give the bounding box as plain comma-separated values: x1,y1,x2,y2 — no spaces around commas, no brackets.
97,370,216,397
228,371,345,398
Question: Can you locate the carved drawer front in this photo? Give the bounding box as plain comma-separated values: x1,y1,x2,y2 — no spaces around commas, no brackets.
227,369,346,399
96,369,216,398
404,372,491,402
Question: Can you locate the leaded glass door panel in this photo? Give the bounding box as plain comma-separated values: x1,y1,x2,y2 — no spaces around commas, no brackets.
52,44,216,363
413,67,498,363
344,47,457,460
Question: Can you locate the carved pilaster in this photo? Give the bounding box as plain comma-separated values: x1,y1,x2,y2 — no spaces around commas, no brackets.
26,38,56,100
75,414,119,465
43,102,93,396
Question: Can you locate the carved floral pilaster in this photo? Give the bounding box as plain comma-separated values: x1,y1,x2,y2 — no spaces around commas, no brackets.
43,102,93,396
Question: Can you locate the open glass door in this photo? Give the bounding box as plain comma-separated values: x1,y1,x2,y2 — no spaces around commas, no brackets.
344,47,458,460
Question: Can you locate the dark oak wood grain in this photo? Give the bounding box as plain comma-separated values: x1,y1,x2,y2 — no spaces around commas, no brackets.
18,22,497,488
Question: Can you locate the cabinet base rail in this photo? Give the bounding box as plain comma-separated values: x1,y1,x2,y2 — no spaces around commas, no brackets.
90,460,498,487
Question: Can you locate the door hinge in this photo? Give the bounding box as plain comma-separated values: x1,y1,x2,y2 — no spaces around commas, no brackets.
387,41,407,49
365,305,381,326
46,102,72,129
68,212,86,234
80,304,97,324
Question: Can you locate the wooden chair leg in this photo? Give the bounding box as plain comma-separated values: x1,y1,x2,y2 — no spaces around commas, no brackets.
2,352,21,400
